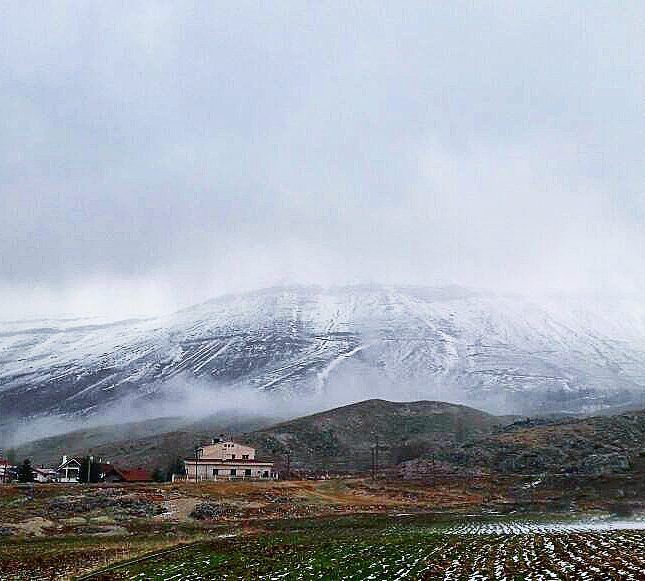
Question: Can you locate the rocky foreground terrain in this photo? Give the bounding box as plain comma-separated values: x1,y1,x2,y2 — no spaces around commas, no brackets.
1,474,644,579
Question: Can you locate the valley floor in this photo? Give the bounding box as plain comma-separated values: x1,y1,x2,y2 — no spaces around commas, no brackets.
0,476,643,580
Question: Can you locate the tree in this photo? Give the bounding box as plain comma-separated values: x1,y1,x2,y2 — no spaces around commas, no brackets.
151,467,166,482
17,459,34,483
78,456,103,483
165,456,185,481
6,448,17,465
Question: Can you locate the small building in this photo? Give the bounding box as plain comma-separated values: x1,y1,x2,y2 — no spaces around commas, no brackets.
182,439,277,482
0,458,15,484
104,466,152,483
57,455,82,483
33,467,59,483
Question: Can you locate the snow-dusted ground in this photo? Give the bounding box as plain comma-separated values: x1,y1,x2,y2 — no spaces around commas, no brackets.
121,516,645,580
1,285,644,426
441,516,645,535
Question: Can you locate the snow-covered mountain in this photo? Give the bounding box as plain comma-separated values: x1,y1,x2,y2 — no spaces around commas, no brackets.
1,285,644,430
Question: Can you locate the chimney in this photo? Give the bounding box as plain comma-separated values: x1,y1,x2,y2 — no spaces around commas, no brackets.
62,455,67,464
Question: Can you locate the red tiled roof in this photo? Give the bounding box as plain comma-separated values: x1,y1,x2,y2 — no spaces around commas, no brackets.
110,467,152,482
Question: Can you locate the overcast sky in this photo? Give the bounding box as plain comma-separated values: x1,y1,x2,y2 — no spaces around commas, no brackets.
1,2,644,319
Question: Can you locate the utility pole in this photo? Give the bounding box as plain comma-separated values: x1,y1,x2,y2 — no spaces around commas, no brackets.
284,451,291,480
370,433,382,480
375,434,379,478
86,454,93,484
194,446,200,483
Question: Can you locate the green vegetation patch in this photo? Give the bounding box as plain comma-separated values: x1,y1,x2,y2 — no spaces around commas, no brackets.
114,515,645,580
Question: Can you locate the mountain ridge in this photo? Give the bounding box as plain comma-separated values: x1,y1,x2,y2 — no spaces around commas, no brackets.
1,284,644,437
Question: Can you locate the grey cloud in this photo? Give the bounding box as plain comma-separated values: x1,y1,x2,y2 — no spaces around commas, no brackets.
1,2,644,318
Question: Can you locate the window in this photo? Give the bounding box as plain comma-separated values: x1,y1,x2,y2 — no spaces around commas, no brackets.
212,468,219,476
242,454,249,460
245,469,252,476
262,470,269,478
231,454,236,459
230,469,237,476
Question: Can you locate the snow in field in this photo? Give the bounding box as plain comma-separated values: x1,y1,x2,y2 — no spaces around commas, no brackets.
121,516,645,580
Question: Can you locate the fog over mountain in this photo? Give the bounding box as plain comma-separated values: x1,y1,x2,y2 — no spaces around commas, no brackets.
1,5,644,440
1,285,644,444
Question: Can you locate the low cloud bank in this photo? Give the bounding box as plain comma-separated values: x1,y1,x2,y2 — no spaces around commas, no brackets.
1,364,518,448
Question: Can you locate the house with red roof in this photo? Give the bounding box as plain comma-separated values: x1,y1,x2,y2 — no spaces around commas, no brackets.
104,466,152,483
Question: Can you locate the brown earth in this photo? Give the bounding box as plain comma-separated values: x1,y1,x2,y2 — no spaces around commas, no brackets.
1,471,642,579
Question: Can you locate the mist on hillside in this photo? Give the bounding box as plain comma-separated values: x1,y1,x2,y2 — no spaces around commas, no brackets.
0,356,553,448
1,369,460,447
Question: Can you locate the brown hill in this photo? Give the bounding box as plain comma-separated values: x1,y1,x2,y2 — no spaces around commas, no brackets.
243,399,504,473
12,399,504,474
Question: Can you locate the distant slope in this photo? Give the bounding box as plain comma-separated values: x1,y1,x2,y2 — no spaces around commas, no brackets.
2,285,645,436
12,399,645,480
13,399,504,472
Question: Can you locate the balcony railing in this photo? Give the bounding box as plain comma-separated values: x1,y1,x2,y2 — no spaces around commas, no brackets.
172,473,278,483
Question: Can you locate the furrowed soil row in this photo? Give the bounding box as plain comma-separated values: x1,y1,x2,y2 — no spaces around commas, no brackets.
116,530,644,580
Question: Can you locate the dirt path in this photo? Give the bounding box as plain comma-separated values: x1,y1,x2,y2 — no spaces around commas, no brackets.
156,495,200,521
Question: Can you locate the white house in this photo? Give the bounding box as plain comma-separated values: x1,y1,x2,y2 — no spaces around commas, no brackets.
182,439,277,482
0,458,15,484
57,455,82,483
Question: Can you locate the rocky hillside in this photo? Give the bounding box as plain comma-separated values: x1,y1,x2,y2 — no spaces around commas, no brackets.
245,399,504,473
13,399,504,472
401,410,645,478
11,399,645,481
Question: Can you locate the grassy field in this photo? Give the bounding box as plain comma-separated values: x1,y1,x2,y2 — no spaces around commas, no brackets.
104,515,645,580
